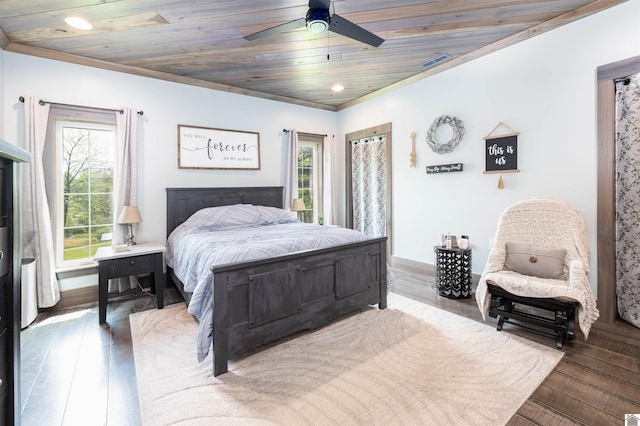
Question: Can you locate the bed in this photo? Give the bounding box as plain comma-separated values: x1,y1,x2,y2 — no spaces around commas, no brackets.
165,187,388,376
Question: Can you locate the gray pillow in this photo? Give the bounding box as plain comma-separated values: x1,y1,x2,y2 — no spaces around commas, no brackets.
504,243,567,280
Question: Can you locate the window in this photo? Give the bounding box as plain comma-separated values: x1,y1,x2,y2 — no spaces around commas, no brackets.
55,120,116,266
297,134,324,223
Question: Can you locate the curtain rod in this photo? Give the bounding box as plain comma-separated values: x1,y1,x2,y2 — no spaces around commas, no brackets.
614,77,632,85
349,135,384,144
18,96,143,116
282,129,327,137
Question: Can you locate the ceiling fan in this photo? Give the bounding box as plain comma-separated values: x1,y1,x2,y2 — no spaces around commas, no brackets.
243,0,384,47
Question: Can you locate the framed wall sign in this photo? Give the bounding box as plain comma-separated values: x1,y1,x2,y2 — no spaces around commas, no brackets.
484,134,518,172
178,125,260,170
483,122,520,189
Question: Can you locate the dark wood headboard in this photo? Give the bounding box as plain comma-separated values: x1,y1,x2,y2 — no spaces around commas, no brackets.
166,187,284,237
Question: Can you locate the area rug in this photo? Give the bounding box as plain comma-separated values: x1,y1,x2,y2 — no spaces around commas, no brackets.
131,293,562,425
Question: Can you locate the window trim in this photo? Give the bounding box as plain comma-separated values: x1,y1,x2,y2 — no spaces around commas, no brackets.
297,133,324,223
54,119,117,268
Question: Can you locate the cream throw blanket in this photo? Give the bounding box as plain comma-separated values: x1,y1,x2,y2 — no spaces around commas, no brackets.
475,198,599,338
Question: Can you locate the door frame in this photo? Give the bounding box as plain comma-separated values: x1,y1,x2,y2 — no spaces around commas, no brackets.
345,122,393,258
596,54,640,324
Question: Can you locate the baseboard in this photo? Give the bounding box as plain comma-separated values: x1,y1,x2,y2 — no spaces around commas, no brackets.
53,274,157,310
56,285,99,310
390,255,435,276
391,255,481,287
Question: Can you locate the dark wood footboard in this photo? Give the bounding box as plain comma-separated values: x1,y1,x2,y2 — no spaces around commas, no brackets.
211,237,387,376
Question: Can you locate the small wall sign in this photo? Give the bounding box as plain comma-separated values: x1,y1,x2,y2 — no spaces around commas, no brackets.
483,122,520,189
485,134,517,172
426,163,464,174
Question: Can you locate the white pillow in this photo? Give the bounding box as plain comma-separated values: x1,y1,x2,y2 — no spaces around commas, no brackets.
183,204,296,232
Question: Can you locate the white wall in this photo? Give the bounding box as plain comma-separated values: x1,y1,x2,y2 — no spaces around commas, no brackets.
2,53,337,243
1,52,336,290
2,0,639,295
337,0,640,294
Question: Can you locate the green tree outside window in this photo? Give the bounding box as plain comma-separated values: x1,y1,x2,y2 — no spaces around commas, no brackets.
61,125,115,261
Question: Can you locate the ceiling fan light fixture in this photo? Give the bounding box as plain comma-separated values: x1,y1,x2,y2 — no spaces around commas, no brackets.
64,16,93,30
243,2,383,47
306,8,330,33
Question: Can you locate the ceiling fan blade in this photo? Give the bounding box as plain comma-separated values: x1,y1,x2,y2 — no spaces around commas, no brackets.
329,14,384,47
244,18,306,41
309,0,330,10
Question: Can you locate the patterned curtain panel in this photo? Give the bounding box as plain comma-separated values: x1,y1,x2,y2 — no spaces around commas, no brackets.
351,136,387,238
615,72,640,328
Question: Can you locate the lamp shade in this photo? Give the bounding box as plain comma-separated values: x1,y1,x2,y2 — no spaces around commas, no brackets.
291,198,306,212
117,206,142,224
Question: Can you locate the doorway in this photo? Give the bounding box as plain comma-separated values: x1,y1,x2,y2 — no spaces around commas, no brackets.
345,122,392,258
613,72,640,328
596,54,640,324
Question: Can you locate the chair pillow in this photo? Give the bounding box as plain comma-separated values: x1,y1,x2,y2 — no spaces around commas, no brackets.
504,243,567,280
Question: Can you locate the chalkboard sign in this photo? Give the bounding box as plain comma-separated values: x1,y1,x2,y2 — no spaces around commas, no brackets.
484,134,518,172
426,163,463,174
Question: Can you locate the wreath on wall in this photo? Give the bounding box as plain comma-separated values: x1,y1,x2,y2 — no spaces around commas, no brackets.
426,115,465,154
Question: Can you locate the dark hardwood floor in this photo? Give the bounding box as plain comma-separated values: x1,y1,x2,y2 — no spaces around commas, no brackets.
20,268,640,425
391,268,640,426
20,282,184,426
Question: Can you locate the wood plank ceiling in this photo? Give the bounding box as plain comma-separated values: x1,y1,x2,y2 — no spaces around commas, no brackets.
0,0,627,111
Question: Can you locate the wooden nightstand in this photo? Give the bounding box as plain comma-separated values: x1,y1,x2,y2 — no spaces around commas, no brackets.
94,242,166,324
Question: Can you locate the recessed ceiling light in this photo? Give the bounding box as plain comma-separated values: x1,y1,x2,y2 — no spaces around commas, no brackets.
64,16,93,30
331,84,344,92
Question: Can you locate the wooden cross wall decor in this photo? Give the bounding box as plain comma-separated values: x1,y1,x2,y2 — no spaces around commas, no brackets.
410,132,416,167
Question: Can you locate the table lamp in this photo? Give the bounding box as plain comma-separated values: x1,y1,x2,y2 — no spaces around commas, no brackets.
291,198,306,219
118,206,142,245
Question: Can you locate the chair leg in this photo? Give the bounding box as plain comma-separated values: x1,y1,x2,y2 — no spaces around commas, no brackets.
567,308,576,341
556,333,564,349
497,315,506,331
554,310,567,349
488,295,500,319
496,299,513,331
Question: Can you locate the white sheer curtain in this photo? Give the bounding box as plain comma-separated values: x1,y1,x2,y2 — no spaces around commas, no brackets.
351,136,387,238
322,134,337,225
110,107,139,292
21,97,60,308
284,129,298,211
615,73,640,328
